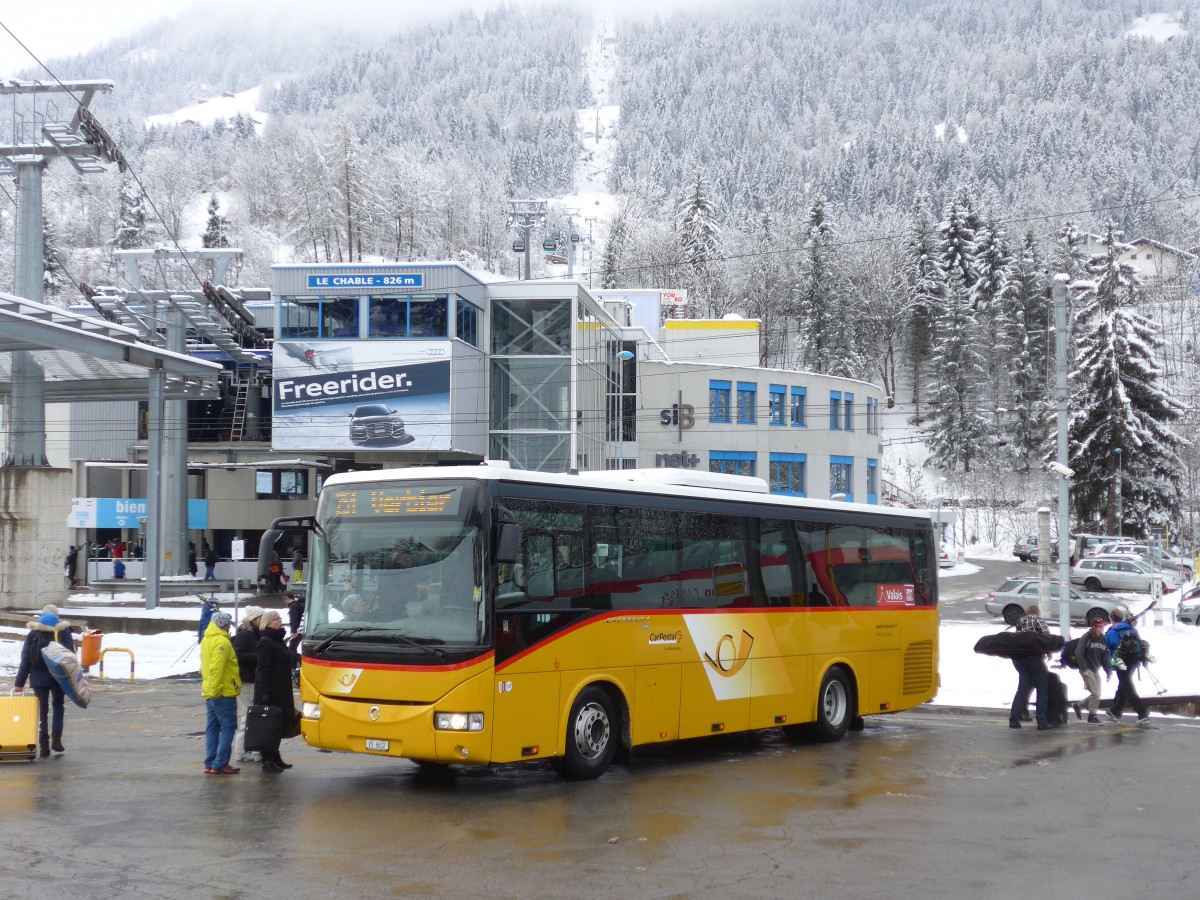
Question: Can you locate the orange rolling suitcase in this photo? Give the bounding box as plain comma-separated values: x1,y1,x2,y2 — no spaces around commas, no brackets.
0,692,40,761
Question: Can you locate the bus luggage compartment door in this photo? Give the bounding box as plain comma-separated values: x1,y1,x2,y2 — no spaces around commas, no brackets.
490,671,560,763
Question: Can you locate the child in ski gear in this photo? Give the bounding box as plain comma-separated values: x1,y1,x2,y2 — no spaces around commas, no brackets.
13,609,75,758
1010,604,1053,730
1104,608,1150,726
201,611,242,774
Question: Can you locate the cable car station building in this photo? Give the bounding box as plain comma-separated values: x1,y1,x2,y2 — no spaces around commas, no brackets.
51,262,885,577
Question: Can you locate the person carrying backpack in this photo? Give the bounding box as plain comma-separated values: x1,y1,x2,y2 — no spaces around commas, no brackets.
1071,616,1111,725
1104,608,1151,727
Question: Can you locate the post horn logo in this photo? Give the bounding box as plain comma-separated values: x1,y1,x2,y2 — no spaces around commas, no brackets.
703,629,754,677
338,672,358,687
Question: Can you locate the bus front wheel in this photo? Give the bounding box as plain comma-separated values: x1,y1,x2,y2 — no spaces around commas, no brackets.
813,667,854,742
562,686,617,780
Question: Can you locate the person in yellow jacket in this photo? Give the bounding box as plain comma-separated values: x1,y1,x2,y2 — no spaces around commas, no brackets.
201,611,242,775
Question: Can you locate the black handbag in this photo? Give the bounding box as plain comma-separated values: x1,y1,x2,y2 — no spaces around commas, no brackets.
244,704,284,752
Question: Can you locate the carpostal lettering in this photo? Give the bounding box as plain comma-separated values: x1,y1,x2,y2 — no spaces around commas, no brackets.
278,371,411,402
648,631,682,645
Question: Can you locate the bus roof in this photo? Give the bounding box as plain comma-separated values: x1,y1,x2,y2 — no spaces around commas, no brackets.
321,463,932,524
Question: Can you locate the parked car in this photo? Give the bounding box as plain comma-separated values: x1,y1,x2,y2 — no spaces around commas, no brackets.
1094,543,1193,580
1012,535,1038,562
938,546,956,568
1178,583,1200,625
984,576,1126,626
1070,556,1181,593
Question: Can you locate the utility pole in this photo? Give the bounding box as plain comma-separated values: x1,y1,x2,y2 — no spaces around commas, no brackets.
1053,277,1072,638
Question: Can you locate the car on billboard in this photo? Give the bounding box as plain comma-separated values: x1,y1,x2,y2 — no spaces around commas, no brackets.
349,404,415,445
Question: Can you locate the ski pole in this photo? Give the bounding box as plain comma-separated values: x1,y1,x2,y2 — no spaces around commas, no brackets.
1143,664,1167,696
172,641,198,666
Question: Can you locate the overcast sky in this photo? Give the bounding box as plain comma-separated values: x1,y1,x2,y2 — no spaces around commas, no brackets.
0,0,721,81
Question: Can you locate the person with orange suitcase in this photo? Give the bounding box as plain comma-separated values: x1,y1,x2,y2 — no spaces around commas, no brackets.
13,609,76,758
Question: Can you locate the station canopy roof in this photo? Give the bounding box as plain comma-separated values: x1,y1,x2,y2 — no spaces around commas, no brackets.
0,292,221,401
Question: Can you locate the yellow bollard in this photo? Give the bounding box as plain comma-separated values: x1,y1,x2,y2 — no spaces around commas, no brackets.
98,647,135,682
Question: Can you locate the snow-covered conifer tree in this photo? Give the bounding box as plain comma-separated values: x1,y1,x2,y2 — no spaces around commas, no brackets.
201,194,230,248
112,175,147,251
792,199,838,374
901,201,944,424
1002,232,1050,469
676,173,723,315
924,267,991,473
1068,223,1184,534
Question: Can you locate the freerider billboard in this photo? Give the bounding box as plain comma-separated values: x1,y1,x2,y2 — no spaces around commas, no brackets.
273,341,451,451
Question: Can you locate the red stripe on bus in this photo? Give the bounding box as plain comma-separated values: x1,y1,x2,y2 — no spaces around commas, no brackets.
301,652,494,673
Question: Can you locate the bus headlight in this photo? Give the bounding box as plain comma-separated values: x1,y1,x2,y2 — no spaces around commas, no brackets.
434,712,484,732
302,701,321,720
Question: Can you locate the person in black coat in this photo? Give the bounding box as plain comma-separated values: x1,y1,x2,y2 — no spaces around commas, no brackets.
253,610,297,773
65,546,79,589
13,609,76,758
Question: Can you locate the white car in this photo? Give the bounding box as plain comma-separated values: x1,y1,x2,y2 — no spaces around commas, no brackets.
1070,556,1180,593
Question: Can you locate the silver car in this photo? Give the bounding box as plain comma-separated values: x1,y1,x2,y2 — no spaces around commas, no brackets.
984,577,1126,626
1178,585,1200,626
1070,556,1181,593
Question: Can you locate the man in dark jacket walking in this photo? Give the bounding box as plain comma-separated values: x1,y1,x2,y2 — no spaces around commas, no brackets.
65,545,79,589
203,543,219,581
254,610,298,773
1009,604,1052,730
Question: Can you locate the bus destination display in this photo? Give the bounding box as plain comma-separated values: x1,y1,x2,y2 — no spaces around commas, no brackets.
330,486,463,518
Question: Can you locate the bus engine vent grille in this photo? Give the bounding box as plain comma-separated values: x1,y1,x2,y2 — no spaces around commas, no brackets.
903,640,935,694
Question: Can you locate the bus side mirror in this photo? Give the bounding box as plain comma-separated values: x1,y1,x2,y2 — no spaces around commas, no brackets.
494,509,521,564
257,528,284,579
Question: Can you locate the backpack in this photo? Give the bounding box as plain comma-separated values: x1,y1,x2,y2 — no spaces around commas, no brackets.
1060,636,1083,670
1116,630,1150,666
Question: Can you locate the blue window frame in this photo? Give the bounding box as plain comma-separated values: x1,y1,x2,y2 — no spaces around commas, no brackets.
866,459,878,504
865,397,878,435
843,392,854,431
367,295,449,338
280,296,360,340
709,380,731,423
830,391,842,430
790,386,806,427
769,452,806,496
768,385,786,426
710,450,756,477
737,382,757,424
830,455,853,502
456,299,481,348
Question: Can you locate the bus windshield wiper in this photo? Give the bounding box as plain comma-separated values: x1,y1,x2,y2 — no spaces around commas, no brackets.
311,625,375,656
391,634,448,661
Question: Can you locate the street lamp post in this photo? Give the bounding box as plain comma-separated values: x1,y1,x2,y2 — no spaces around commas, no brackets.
1114,447,1123,537
614,348,634,466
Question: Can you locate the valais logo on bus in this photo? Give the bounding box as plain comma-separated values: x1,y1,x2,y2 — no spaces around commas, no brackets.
876,584,916,607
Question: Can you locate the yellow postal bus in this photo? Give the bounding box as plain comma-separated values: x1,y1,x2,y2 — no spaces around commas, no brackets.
262,464,939,779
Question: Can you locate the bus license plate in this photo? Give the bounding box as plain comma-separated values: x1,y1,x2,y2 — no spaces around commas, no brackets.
365,739,389,752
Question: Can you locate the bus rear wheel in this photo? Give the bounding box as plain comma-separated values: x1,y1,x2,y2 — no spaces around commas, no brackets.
561,686,617,780
813,668,853,742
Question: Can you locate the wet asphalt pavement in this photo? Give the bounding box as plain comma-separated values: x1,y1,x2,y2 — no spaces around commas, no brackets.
1,676,1198,899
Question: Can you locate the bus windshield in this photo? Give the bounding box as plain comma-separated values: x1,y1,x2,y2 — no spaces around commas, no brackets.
307,482,486,650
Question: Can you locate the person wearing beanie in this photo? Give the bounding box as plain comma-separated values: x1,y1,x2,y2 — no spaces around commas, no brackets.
1105,607,1151,727
232,607,265,763
254,609,298,773
200,609,241,774
13,610,75,758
